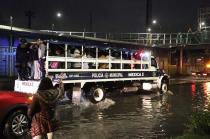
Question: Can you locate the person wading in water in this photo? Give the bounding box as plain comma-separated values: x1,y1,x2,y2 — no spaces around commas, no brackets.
28,77,64,139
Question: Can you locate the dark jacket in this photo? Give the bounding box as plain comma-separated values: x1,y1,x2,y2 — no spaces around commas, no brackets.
16,43,30,63
29,44,39,61
28,87,64,120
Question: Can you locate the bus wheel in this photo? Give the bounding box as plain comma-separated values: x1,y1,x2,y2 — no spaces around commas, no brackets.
89,87,105,103
160,82,168,94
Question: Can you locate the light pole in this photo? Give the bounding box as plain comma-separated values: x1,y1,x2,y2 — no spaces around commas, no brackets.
9,16,13,76
51,23,55,32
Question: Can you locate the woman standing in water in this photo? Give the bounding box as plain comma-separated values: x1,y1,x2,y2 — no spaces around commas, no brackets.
28,77,64,139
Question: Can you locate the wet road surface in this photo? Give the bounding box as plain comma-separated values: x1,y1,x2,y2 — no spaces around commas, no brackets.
3,78,210,139
52,81,210,139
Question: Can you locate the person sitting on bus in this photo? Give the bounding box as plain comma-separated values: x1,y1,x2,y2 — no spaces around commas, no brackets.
71,49,82,69
111,51,120,69
82,53,89,69
87,51,95,69
50,49,62,69
98,52,108,69
99,51,114,69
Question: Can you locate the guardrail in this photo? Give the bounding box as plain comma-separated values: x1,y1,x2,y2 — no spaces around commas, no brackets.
0,47,16,76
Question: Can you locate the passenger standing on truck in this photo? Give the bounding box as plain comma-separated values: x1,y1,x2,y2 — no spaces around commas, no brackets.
28,77,64,139
16,38,30,80
38,39,47,78
29,43,41,80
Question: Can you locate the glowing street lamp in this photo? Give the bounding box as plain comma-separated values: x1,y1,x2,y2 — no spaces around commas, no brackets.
200,21,206,30
56,12,62,18
147,27,151,32
152,19,162,32
152,19,157,25
52,12,63,31
201,22,205,26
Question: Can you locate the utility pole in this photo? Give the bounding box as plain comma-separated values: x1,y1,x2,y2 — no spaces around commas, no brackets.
24,10,35,29
9,16,13,76
89,11,93,32
146,0,152,31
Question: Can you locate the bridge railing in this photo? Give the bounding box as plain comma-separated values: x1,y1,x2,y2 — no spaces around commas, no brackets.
0,47,17,76
41,30,210,46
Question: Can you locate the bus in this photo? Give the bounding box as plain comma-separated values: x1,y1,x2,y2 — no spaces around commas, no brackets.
14,40,169,104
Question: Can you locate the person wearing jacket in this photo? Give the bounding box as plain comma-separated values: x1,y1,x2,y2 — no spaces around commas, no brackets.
16,38,30,80
28,77,64,139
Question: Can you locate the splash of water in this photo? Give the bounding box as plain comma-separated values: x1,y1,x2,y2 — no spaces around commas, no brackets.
78,95,116,110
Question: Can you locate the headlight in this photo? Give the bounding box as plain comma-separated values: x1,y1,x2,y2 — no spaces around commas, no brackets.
203,73,207,76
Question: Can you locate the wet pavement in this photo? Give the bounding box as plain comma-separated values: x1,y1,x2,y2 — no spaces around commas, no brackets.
1,77,210,139
52,80,210,139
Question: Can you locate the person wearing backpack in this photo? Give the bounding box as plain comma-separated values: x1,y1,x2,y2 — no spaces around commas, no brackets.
27,77,64,139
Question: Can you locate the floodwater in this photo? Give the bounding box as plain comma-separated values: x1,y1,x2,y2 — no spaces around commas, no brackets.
52,81,210,139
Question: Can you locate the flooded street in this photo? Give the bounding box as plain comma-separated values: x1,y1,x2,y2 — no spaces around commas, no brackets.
51,81,210,139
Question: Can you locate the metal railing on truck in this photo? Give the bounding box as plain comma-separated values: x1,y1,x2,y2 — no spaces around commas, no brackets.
45,42,154,75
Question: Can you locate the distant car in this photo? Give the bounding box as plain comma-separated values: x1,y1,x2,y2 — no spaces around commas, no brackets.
0,91,32,137
191,70,210,77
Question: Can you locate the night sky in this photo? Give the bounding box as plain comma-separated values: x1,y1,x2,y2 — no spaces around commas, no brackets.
0,0,208,33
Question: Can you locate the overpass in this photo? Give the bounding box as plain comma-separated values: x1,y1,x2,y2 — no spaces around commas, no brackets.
1,24,209,47
41,29,210,47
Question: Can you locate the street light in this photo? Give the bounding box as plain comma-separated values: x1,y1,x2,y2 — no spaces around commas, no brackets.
56,12,62,18
52,12,63,32
200,21,206,30
152,19,157,25
147,27,151,32
201,22,205,26
152,19,162,32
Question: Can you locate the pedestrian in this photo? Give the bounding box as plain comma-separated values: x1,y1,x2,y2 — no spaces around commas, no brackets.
27,77,64,139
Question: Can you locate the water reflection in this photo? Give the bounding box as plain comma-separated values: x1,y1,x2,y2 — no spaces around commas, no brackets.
5,82,210,139
203,82,210,110
191,82,210,111
53,91,176,139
